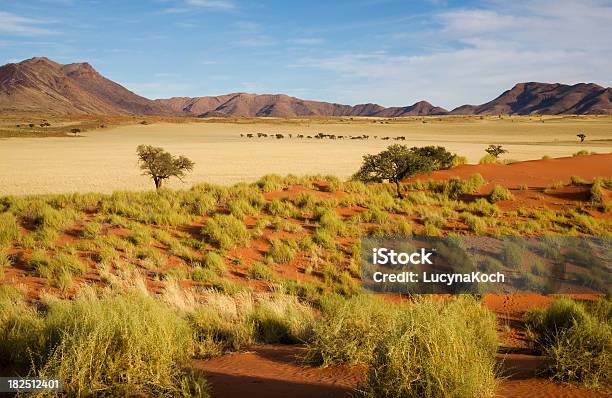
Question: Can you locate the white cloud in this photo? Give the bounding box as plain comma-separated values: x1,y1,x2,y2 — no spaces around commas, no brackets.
290,0,612,109
0,11,57,36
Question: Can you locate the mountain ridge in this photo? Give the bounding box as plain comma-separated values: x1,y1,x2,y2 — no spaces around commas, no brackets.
1,57,610,116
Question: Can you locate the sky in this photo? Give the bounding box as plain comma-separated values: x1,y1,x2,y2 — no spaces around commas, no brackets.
0,0,611,109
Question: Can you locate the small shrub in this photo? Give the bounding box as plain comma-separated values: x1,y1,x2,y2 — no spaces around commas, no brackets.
489,185,513,202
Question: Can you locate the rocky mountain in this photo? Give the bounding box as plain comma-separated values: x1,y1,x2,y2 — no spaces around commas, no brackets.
448,82,612,115
153,94,446,117
1,57,610,116
0,57,168,115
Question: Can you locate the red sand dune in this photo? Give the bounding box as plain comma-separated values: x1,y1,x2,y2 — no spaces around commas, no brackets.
411,154,612,189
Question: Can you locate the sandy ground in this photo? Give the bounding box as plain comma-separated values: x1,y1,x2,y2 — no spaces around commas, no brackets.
195,344,610,398
411,153,612,188
0,118,611,195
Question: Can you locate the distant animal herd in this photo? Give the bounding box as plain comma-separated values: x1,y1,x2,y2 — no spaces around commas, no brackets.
239,132,407,141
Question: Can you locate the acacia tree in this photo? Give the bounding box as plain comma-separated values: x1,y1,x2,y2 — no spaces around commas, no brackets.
577,133,586,143
353,145,435,199
485,144,508,158
136,145,194,190
410,146,456,169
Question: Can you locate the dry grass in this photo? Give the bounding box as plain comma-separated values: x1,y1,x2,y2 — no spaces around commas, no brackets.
2,115,611,195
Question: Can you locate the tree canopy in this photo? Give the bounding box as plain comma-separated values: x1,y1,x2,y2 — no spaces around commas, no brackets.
485,144,508,158
352,145,454,198
136,145,195,190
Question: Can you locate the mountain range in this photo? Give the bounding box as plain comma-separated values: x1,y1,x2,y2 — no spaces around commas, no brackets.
1,57,611,117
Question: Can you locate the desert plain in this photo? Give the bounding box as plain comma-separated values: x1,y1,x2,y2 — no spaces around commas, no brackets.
1,115,611,195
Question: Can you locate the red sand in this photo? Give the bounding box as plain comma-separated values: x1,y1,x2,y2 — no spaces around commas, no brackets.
410,154,612,189
195,343,610,398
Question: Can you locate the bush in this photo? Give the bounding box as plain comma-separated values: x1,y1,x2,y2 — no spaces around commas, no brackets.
202,214,250,249
489,185,513,202
526,298,611,387
363,297,498,398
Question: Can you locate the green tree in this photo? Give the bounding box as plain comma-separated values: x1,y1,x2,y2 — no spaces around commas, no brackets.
410,146,456,169
136,145,194,190
485,144,507,158
353,145,434,199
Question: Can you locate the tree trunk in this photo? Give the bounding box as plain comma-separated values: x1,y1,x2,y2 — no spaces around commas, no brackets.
154,177,162,190
394,180,403,199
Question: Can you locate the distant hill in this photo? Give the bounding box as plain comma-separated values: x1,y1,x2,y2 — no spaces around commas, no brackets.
1,57,610,116
448,82,612,115
154,94,446,117
0,57,168,115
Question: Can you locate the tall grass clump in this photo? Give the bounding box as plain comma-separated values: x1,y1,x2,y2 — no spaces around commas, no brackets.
489,185,513,202
267,239,297,264
478,154,499,164
303,295,398,366
265,199,299,218
203,251,228,275
202,214,250,249
247,295,315,344
363,296,498,398
1,290,209,397
525,297,611,388
590,178,607,204
0,212,19,248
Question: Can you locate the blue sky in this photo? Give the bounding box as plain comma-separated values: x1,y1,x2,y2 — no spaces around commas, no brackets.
1,0,611,109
